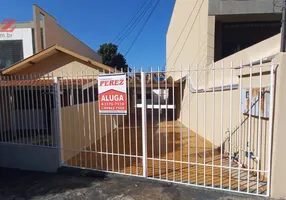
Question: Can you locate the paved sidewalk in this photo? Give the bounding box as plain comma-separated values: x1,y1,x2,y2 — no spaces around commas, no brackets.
0,167,277,200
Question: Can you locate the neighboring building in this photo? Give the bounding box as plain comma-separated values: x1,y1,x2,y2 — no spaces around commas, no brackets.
0,4,101,69
166,0,282,72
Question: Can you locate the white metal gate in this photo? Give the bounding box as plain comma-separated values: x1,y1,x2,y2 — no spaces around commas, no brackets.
0,61,275,196
56,62,274,197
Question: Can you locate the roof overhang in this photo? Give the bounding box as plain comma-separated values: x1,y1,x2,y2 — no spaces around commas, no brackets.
1,45,117,75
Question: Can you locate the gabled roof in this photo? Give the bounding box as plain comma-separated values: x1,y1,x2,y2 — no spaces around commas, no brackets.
1,45,116,75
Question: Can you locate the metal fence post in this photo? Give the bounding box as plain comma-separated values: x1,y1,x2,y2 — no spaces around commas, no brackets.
141,70,148,177
53,77,63,167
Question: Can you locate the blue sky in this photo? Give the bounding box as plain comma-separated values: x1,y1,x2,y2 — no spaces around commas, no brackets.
0,0,175,70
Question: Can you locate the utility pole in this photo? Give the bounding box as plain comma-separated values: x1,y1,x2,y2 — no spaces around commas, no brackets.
281,0,286,52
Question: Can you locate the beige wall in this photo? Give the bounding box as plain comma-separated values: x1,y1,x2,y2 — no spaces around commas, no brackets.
179,86,240,147
33,5,102,62
166,0,214,81
270,53,286,198
60,101,123,162
12,52,100,76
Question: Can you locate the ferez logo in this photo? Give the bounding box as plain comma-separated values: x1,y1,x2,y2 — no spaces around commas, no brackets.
0,19,16,38
100,80,125,86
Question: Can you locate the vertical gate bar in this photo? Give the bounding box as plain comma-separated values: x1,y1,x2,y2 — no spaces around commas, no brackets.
158,67,161,179
13,75,20,143
39,74,44,146
238,62,242,191
81,72,88,168
22,76,27,144
8,76,13,143
220,62,224,188
165,70,168,181
14,76,19,144
48,74,54,147
247,62,253,193
97,70,103,170
257,61,262,194
14,76,18,143
43,75,47,146
86,73,92,169
105,113,108,170
115,76,119,174
104,73,108,172
31,75,36,145
151,67,155,178
66,73,72,165
109,69,114,172
196,64,198,185
180,65,183,183
33,75,38,145
46,74,51,146
10,76,16,143
122,68,126,174
92,72,97,169
64,72,69,165
7,76,11,143
26,75,32,144
172,69,175,182
17,76,21,143
15,76,20,143
104,71,109,171
127,69,132,174
60,73,65,156
32,75,37,145
12,76,17,143
188,66,190,184
104,70,110,171
110,96,114,172
54,76,63,167
34,75,39,145
212,62,215,187
9,76,15,143
42,74,49,146
71,72,78,167
266,62,275,196
12,76,16,143
43,75,48,146
18,75,23,144
229,62,233,190
141,70,148,177
204,64,206,186
34,74,40,145
116,114,119,172
76,72,83,167
134,68,138,175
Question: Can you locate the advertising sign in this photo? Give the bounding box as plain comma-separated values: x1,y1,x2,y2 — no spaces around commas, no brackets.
98,73,127,115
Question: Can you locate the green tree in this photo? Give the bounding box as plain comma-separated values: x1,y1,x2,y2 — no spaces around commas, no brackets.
97,43,130,72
